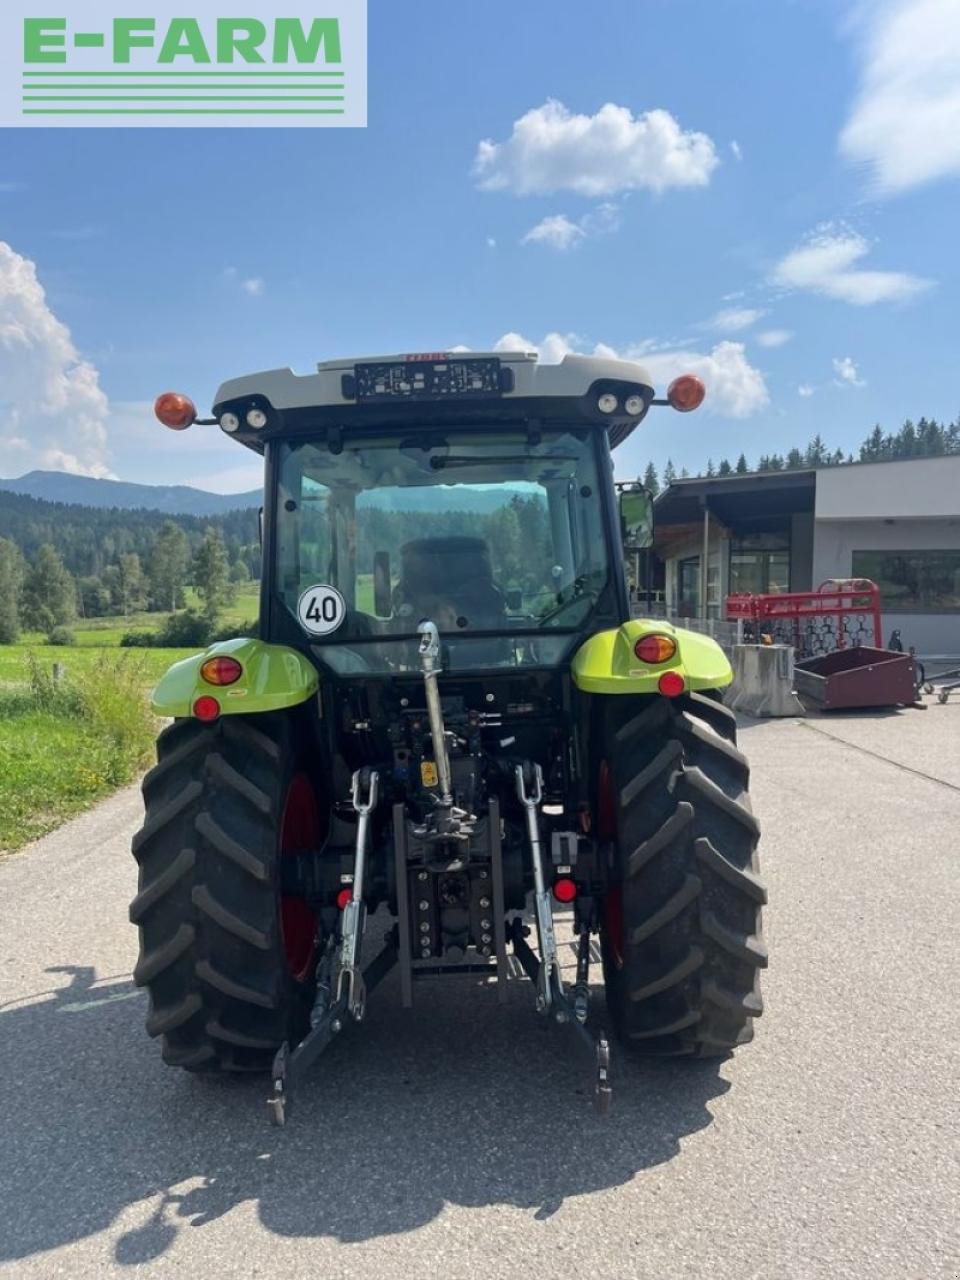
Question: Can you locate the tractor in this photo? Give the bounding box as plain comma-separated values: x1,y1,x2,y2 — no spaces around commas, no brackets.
132,350,765,1122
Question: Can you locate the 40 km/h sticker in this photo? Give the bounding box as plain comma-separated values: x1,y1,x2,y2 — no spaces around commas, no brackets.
297,584,346,636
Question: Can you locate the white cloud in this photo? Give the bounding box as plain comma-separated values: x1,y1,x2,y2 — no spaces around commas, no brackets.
486,236,497,249
840,0,960,194
798,384,816,398
771,226,932,305
474,100,719,196
832,355,866,387
223,266,265,297
522,215,585,251
0,240,113,478
638,341,769,419
493,331,768,418
521,202,621,250
708,306,766,333
756,328,793,348
730,140,743,161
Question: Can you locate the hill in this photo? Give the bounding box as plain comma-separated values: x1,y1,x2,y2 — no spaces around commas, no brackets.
0,471,261,516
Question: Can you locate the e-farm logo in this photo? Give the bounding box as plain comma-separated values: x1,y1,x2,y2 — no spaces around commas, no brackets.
1,2,366,127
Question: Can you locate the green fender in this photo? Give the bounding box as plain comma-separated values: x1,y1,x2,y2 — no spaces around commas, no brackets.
150,637,319,718
571,618,732,695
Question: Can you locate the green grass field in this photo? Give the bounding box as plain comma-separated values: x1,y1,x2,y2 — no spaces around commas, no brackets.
0,640,201,854
0,646,197,853
42,583,261,648
0,586,262,853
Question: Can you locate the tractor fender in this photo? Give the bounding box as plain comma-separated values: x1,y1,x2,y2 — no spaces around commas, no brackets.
571,619,732,695
150,637,318,718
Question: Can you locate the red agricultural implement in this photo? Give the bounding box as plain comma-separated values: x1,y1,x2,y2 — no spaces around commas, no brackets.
726,579,919,710
725,578,882,657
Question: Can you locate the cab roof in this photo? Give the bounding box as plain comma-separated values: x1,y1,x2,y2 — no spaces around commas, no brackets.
211,350,657,452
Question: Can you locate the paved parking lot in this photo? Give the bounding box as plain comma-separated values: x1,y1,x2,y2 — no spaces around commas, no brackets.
1,702,957,1278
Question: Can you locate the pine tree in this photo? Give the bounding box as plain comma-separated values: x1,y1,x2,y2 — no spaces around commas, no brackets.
148,520,190,612
642,461,660,497
735,453,749,474
0,537,24,643
663,459,677,485
805,435,828,466
705,458,716,477
786,448,804,469
718,458,732,476
192,528,233,621
21,544,76,635
860,425,885,461
117,552,146,616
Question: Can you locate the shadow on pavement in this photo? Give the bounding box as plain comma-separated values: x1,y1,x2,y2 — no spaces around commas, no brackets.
0,960,729,1265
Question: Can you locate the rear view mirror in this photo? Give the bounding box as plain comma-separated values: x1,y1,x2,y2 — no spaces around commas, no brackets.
373,550,392,617
620,487,653,551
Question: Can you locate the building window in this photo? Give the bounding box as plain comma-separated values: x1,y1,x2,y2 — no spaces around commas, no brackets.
852,550,960,610
677,555,700,617
729,531,791,596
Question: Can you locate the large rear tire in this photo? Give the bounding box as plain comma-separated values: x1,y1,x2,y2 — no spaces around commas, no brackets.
601,691,766,1056
130,714,321,1073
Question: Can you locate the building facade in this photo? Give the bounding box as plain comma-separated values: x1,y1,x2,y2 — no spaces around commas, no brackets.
652,456,960,656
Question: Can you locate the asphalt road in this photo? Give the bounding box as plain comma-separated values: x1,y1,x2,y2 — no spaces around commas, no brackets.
1,706,958,1279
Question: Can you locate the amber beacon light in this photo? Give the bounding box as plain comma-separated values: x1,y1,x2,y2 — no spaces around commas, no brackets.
154,392,197,430
666,375,706,413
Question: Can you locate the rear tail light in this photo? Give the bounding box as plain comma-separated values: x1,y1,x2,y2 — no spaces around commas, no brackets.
658,671,686,698
552,877,578,903
192,695,220,721
200,656,243,686
666,375,706,412
154,392,197,430
336,887,352,910
634,633,677,664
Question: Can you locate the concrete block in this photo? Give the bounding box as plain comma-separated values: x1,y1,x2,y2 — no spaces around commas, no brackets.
727,644,805,717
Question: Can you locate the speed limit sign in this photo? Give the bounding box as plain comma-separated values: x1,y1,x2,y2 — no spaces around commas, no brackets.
297,583,346,636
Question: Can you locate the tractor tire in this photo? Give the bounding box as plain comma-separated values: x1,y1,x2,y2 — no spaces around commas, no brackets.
130,713,322,1073
601,690,766,1057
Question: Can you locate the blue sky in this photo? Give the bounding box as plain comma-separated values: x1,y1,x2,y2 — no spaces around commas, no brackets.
1,0,959,492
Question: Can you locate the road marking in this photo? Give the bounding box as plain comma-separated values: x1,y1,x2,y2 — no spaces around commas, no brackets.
799,719,960,794
58,989,144,1013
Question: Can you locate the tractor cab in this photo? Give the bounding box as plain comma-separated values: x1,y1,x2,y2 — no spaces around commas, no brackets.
159,351,698,675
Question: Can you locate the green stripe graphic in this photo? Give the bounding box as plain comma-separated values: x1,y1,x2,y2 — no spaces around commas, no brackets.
23,95,345,102
22,108,346,114
22,85,344,92
22,70,345,77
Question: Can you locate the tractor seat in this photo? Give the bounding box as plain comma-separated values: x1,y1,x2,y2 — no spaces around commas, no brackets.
395,536,506,629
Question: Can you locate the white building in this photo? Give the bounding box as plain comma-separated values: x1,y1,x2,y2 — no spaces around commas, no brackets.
652,455,960,656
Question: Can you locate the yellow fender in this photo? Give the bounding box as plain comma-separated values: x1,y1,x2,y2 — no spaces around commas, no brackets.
151,637,319,718
571,618,732,695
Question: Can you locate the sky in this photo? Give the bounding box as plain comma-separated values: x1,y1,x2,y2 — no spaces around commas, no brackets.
1,0,960,493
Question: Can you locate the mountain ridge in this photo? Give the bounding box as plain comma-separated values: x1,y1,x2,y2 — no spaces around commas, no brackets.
0,470,262,516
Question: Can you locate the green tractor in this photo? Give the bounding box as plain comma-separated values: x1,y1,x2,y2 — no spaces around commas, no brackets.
132,351,765,1121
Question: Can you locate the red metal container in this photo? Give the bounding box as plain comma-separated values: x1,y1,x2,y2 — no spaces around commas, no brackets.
793,646,918,710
